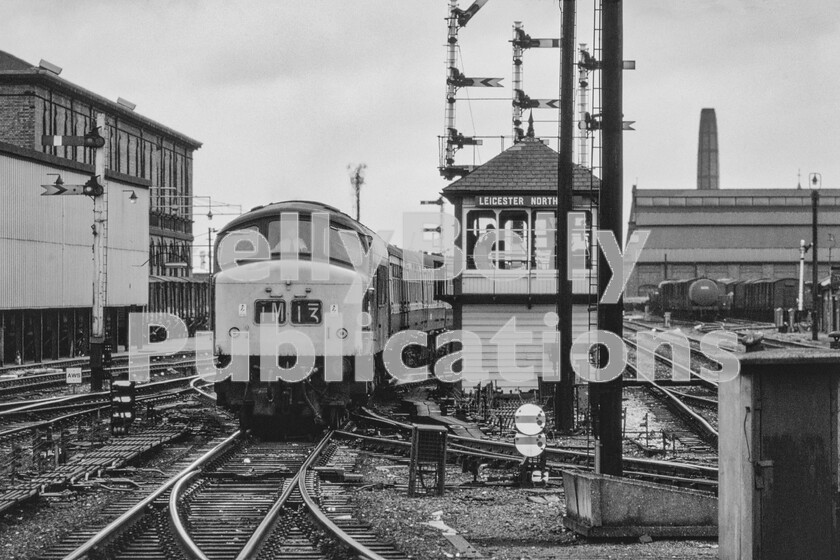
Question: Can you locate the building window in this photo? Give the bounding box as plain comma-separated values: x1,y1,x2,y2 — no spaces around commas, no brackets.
465,210,496,270
532,211,556,270
497,210,529,270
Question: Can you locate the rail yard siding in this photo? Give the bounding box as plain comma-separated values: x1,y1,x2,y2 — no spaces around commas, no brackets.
0,155,149,308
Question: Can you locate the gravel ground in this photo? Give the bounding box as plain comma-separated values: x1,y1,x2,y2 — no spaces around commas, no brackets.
350,450,718,560
0,489,126,560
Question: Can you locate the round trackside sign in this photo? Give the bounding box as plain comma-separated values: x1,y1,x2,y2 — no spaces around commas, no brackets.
514,403,546,436
514,433,547,457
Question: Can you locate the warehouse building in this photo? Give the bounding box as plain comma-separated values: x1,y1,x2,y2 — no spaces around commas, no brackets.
625,186,840,299
625,108,840,305
0,50,205,364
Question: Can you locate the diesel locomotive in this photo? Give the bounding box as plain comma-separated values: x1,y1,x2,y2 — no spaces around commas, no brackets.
212,201,450,434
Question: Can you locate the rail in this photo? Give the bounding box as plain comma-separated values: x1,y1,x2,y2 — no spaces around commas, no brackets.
0,354,201,397
62,430,242,560
0,374,200,417
169,470,211,560
295,433,391,560
624,337,719,448
233,431,334,559
189,376,217,402
623,330,719,391
339,423,717,490
0,375,202,442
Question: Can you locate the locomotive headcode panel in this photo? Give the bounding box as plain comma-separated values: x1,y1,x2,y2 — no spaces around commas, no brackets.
291,300,322,324
254,300,286,323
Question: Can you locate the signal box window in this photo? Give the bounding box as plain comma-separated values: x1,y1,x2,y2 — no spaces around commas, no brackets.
532,211,556,270
255,300,286,324
498,210,529,270
465,210,496,270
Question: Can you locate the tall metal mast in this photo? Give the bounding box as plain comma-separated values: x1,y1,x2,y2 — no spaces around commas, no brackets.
555,0,577,432
90,113,109,391
441,0,491,179
577,44,591,168
512,21,525,141
593,0,624,476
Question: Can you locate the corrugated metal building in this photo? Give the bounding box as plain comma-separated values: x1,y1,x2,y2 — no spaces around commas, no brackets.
625,186,840,299
0,143,149,362
0,150,149,307
0,50,205,364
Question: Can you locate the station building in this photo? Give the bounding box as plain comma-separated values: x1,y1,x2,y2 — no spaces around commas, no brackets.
0,50,206,364
625,186,840,300
439,136,599,386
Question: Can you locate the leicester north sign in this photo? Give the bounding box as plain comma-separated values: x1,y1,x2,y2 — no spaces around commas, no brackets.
475,195,559,207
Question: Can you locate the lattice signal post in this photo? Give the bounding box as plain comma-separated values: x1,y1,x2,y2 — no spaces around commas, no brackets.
441,0,499,179
41,113,109,391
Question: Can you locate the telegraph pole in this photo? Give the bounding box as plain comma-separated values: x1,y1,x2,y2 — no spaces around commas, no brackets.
90,113,108,391
810,173,820,341
593,0,624,476
555,0,576,432
348,163,367,222
208,228,214,272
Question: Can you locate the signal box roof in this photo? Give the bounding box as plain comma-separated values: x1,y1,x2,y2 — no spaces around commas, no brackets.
442,137,600,198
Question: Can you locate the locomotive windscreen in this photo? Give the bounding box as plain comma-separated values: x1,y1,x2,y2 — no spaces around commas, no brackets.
267,218,362,265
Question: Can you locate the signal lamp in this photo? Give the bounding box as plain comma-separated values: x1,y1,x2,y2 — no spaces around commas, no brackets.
83,176,104,197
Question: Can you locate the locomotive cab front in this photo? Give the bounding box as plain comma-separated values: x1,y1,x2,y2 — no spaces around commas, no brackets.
212,202,382,435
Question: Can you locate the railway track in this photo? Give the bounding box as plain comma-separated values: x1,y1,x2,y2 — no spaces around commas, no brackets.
42,430,407,560
624,319,730,383
350,408,717,493
0,353,200,400
623,335,718,451
40,431,242,560
628,316,827,351
0,375,202,443
0,375,222,517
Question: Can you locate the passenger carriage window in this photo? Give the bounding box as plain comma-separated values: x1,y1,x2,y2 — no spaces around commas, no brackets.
254,300,286,324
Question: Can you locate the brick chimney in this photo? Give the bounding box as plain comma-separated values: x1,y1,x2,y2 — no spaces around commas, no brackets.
697,108,719,190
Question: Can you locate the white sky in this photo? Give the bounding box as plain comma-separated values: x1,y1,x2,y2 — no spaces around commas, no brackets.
3,0,839,260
